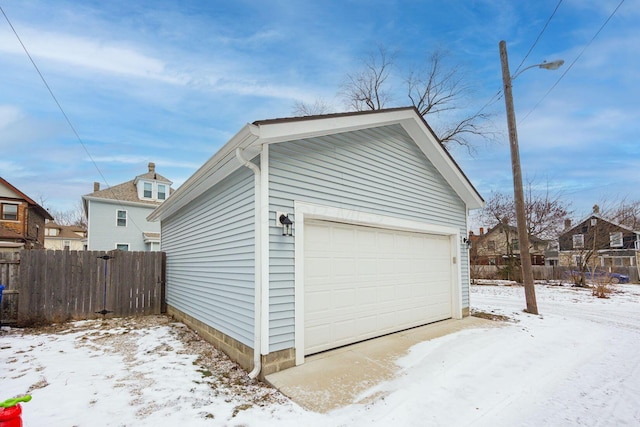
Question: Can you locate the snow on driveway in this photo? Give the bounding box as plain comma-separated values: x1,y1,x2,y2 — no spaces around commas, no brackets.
1,283,639,426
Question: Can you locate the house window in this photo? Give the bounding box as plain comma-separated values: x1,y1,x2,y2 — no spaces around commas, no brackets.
487,240,496,250
116,243,129,251
573,255,583,267
117,210,127,227
610,232,623,248
1,203,18,221
573,234,584,249
512,239,519,251
614,258,624,267
158,184,166,200
63,240,70,249
144,182,152,198
489,258,496,266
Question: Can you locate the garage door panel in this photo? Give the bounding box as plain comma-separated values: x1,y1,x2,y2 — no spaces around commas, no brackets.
304,220,453,355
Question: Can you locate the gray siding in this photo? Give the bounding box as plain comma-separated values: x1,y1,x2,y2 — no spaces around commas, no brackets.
162,167,256,348
87,200,158,251
268,124,468,352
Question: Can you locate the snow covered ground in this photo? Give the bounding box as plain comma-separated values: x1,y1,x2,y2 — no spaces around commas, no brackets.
1,282,639,426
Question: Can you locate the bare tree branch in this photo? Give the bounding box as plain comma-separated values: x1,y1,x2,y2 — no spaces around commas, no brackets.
47,201,87,227
340,46,394,111
594,197,640,230
406,51,465,116
475,181,572,240
295,45,495,150
292,98,332,116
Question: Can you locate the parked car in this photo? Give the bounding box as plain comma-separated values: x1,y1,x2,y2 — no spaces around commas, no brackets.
564,270,630,284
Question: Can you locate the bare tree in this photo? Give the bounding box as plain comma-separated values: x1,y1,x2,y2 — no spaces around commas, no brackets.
475,181,572,240
337,47,493,148
292,98,332,116
340,46,394,111
48,201,87,227
405,51,491,147
599,198,640,230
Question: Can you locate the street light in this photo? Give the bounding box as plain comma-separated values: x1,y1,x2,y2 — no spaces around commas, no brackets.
499,40,564,315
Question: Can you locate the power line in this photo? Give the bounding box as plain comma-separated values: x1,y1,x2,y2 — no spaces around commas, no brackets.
473,0,564,120
0,5,146,234
513,0,564,76
475,0,563,123
519,0,626,123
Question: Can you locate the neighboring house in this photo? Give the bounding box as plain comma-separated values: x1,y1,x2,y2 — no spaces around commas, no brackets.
148,107,484,378
558,208,640,270
44,221,87,250
471,222,547,266
0,177,53,251
83,163,172,251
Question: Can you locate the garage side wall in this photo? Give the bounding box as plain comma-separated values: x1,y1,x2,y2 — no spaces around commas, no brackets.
268,124,468,353
161,167,256,352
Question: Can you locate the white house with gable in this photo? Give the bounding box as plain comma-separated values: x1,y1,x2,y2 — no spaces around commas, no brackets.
83,162,172,251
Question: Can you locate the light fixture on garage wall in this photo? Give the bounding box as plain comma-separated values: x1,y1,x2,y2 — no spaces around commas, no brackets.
277,212,293,237
462,236,471,249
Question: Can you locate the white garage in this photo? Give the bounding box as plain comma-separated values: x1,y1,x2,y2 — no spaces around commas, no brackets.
151,108,483,377
299,212,457,356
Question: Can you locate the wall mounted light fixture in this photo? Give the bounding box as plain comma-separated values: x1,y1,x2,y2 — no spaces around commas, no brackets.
277,212,293,236
462,237,472,249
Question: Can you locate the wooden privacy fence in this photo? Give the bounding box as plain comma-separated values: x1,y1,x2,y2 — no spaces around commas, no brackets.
0,252,20,324
1,250,165,325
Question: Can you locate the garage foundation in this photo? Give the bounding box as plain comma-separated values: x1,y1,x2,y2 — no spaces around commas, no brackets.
167,305,296,379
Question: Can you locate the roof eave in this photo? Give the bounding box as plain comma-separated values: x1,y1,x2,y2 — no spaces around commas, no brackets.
83,195,161,209
148,108,485,221
148,124,260,222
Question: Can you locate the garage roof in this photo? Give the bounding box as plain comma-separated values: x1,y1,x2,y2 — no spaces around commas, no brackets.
148,107,484,222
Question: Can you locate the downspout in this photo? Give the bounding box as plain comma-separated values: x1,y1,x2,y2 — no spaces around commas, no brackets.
235,147,262,379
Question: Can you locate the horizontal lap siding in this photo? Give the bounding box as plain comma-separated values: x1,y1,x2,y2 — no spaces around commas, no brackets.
88,201,158,251
162,167,256,348
268,124,468,352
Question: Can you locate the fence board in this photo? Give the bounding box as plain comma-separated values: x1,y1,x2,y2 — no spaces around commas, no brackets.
8,249,165,325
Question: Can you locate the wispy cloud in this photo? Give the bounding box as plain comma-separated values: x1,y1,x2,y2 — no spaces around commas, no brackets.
0,27,188,84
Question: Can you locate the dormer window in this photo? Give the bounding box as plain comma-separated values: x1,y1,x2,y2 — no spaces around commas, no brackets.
136,179,169,202
144,182,153,198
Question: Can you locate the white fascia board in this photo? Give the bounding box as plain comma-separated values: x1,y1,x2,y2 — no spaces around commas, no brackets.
399,117,484,210
83,196,159,210
147,124,260,222
256,109,417,144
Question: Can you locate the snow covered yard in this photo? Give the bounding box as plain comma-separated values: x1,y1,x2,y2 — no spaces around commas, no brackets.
1,283,639,426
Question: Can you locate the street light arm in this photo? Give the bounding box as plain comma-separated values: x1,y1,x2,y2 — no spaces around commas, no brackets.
511,59,565,81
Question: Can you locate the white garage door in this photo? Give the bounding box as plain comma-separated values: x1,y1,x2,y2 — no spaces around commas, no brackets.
304,219,453,355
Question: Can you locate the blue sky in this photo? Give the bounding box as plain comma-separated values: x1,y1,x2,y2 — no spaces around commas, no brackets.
1,0,637,223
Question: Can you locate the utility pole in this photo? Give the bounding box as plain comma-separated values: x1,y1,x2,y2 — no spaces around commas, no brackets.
499,40,538,315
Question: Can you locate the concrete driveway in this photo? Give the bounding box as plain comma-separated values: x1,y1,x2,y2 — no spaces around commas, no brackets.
265,316,496,413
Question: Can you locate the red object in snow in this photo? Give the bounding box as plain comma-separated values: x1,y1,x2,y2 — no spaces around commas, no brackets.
0,404,23,427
